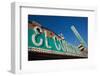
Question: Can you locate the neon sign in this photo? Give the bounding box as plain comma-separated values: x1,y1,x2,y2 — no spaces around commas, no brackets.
28,22,80,54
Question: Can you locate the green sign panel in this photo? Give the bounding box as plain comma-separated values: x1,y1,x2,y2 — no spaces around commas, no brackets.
28,27,80,54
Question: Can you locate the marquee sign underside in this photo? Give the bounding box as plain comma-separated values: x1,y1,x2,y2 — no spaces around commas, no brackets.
28,47,87,57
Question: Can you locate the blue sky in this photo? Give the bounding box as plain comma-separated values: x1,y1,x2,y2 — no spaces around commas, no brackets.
28,15,88,47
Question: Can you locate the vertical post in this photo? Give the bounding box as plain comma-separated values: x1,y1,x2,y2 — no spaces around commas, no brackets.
71,25,87,47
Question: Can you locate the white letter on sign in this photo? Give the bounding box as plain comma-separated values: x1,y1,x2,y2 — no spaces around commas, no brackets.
44,30,51,48
53,36,61,50
32,26,43,46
